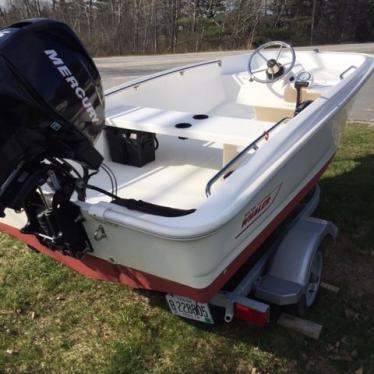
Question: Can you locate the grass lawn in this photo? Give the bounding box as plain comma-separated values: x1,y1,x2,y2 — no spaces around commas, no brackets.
0,123,373,374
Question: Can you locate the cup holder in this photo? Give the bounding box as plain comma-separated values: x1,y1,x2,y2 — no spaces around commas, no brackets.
193,114,209,120
175,123,192,129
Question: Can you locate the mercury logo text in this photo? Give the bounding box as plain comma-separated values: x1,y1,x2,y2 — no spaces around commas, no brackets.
44,49,99,123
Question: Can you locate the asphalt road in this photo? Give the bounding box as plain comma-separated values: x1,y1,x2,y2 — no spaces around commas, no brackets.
95,43,374,122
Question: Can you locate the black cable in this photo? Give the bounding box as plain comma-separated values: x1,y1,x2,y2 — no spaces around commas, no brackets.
88,170,99,179
50,158,118,201
99,165,114,195
52,158,82,179
87,184,117,200
154,135,159,150
102,162,118,195
101,165,115,195
103,162,117,194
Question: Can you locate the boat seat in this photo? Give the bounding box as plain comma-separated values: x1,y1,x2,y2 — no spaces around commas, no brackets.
106,106,273,148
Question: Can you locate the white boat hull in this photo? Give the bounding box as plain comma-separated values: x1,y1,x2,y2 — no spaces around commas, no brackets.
0,49,372,302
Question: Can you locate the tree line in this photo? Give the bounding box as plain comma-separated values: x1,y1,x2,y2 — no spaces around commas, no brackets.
0,0,373,57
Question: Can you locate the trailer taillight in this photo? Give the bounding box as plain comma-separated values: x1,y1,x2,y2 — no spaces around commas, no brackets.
234,303,269,327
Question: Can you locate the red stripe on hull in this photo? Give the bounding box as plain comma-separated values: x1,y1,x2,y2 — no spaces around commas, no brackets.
0,158,332,302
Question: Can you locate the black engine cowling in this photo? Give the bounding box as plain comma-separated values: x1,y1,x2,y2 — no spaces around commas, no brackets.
0,19,105,258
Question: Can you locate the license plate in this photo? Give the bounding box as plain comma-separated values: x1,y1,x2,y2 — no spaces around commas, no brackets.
166,294,214,324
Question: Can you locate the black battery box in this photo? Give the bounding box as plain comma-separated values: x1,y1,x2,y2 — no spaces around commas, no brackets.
105,126,158,167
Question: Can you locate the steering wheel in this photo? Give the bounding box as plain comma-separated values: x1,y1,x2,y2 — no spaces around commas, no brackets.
248,41,296,83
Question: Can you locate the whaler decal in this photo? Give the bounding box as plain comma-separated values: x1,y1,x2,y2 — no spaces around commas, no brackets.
235,183,282,239
44,49,99,123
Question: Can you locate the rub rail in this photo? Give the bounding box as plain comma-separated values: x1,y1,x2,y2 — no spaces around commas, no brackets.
205,117,290,197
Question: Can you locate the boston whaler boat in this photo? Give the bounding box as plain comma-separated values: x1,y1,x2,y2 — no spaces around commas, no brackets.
0,19,373,325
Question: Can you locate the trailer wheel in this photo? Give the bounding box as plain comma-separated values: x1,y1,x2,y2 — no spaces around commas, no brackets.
295,247,324,317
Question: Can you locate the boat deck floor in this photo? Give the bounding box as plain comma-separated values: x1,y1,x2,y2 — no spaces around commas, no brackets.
86,134,223,210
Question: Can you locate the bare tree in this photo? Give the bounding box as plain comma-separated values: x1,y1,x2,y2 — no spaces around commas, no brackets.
0,0,373,56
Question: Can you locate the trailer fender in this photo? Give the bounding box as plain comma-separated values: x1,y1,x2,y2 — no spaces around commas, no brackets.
265,216,337,286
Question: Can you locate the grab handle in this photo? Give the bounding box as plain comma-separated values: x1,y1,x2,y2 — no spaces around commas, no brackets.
205,117,290,197
340,65,357,80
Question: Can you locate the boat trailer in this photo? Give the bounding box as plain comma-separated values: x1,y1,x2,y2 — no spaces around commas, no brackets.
165,185,337,327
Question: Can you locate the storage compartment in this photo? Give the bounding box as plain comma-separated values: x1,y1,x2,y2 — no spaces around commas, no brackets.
105,126,158,167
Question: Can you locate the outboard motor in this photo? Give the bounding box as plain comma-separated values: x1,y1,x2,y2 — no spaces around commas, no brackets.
0,19,105,258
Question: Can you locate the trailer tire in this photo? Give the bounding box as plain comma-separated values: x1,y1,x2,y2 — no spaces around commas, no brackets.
294,247,324,317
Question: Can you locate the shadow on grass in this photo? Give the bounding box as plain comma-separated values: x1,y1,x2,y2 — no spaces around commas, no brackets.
318,154,374,238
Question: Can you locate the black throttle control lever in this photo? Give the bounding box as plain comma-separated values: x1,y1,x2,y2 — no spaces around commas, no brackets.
295,80,309,107
294,71,313,115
